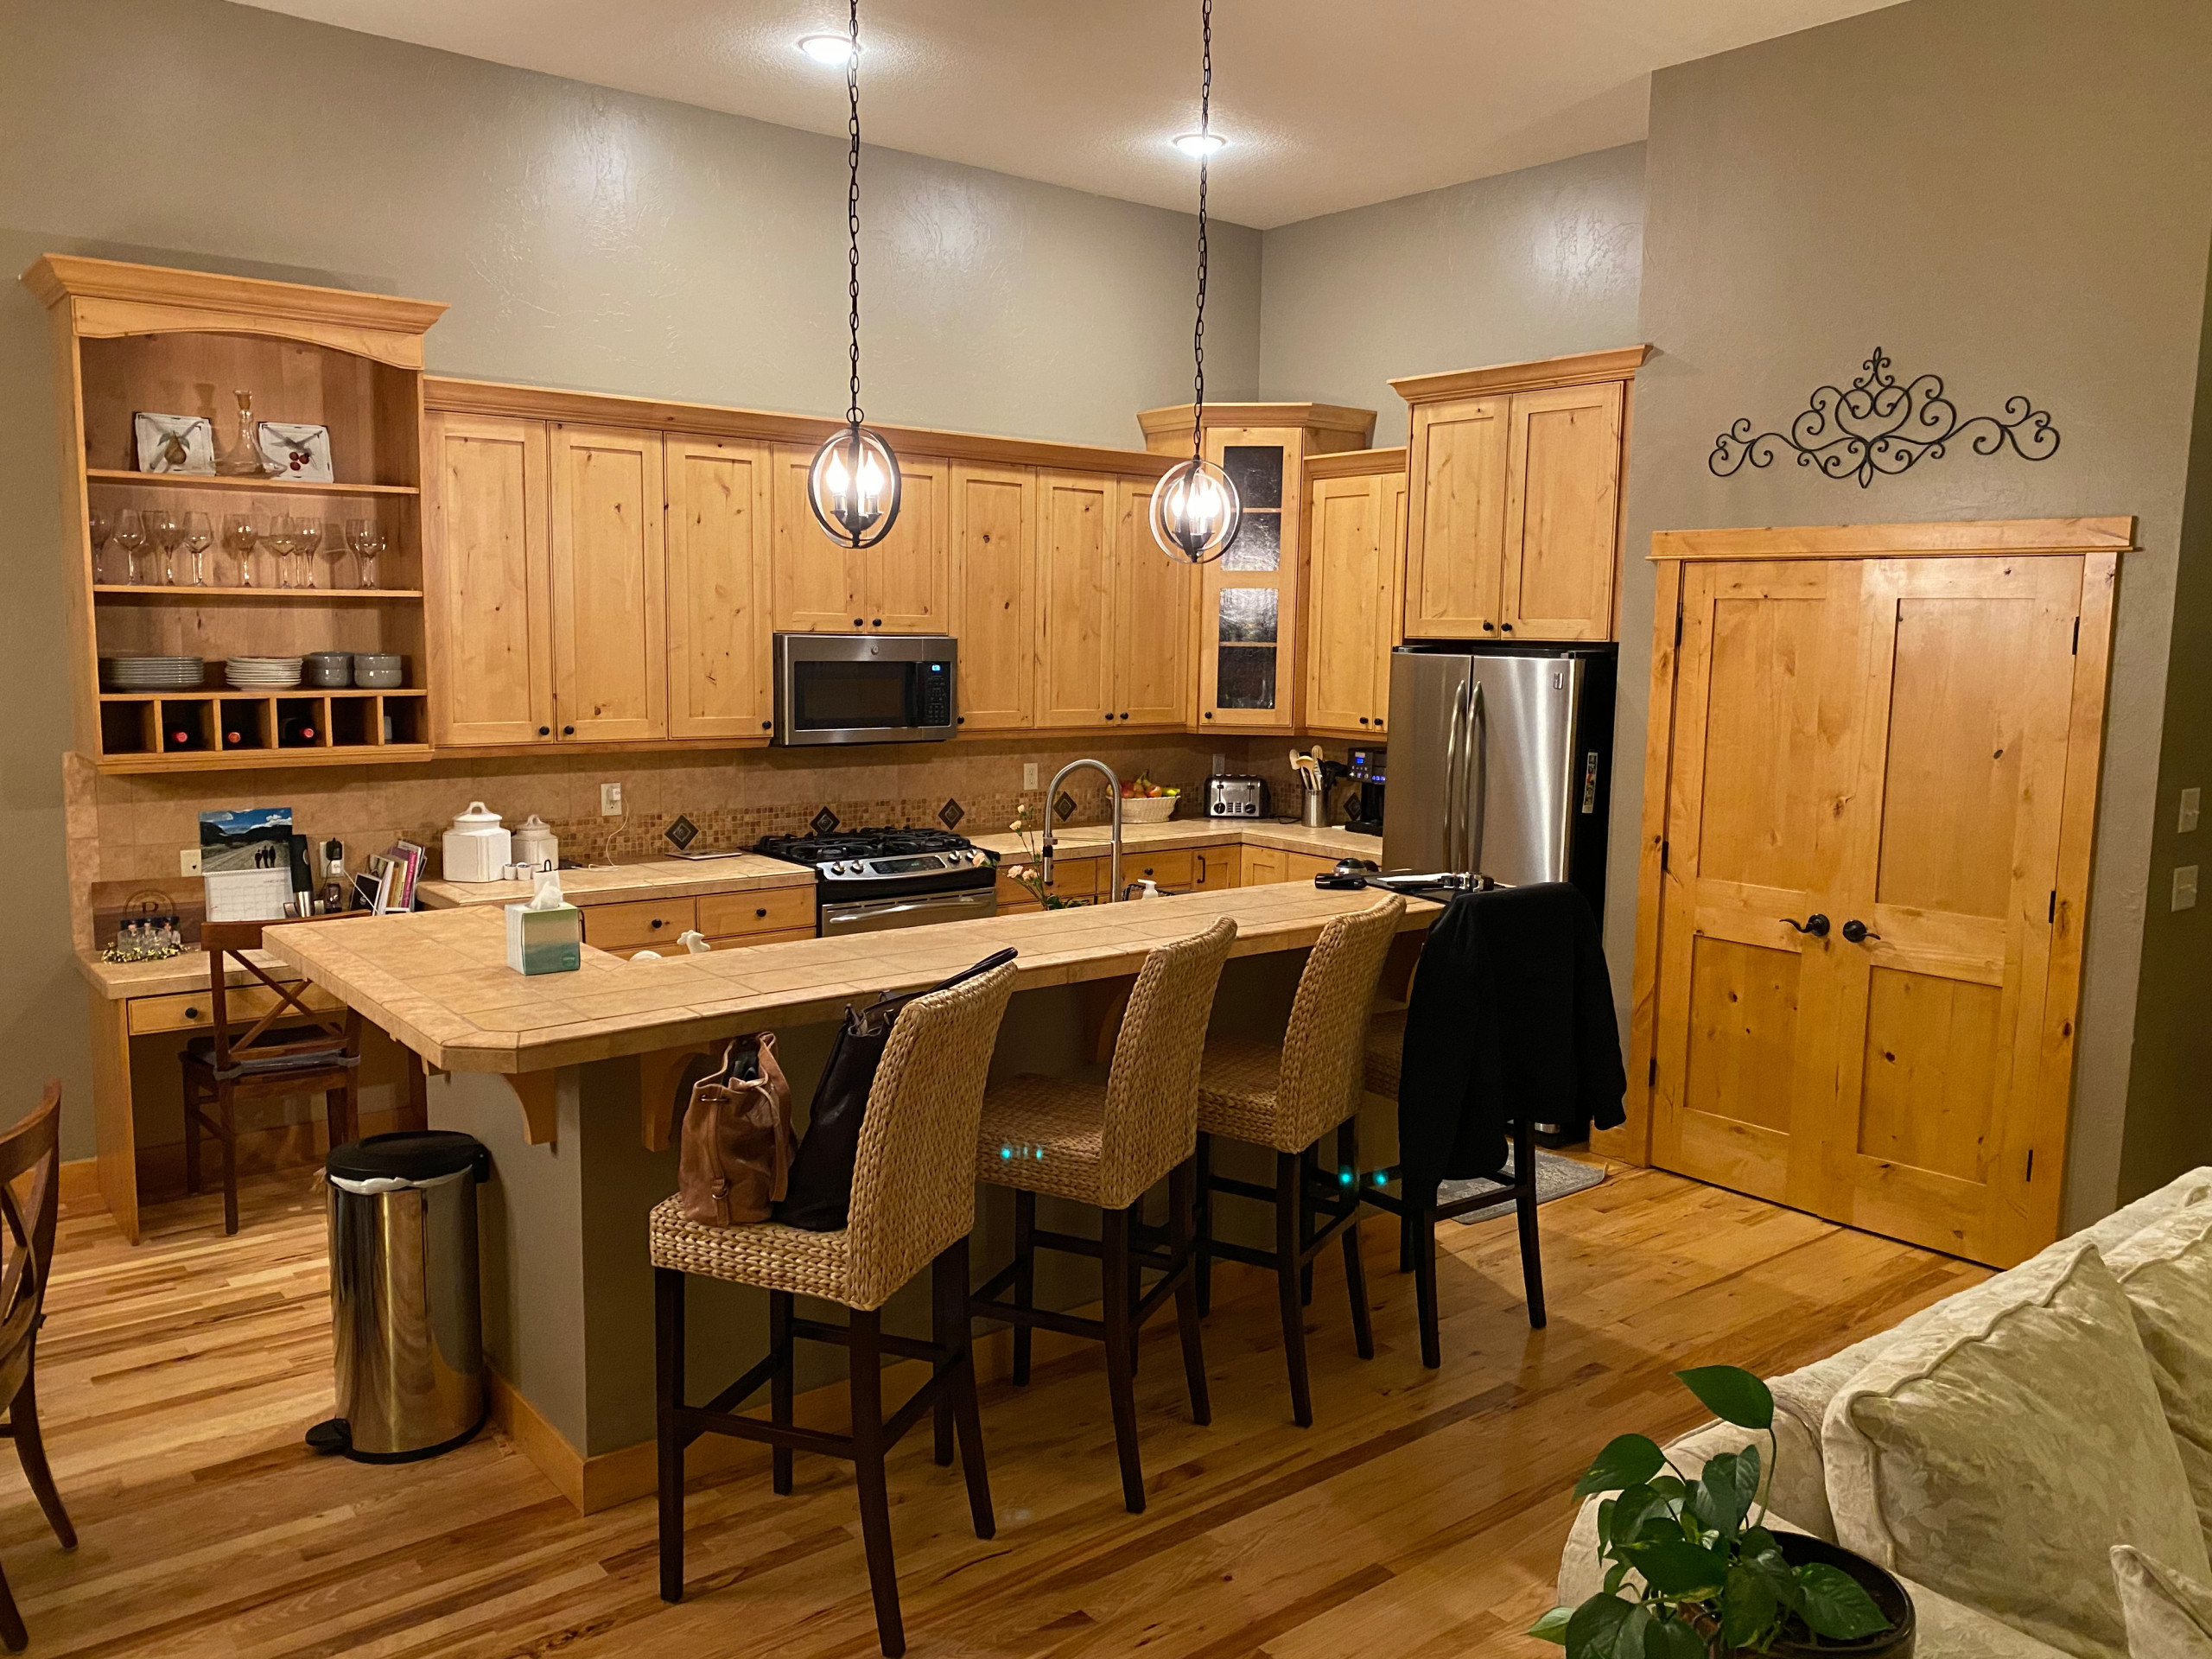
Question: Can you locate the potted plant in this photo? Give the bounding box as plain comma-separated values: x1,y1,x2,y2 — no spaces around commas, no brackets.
1000,802,1090,909
1530,1366,1915,1658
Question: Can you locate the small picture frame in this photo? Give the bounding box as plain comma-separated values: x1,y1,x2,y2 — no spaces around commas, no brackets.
132,412,215,474
257,421,334,484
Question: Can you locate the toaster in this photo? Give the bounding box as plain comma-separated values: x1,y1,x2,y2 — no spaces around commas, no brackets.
1205,775,1269,819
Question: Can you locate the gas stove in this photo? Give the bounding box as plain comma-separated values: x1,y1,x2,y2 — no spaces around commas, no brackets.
753,826,998,936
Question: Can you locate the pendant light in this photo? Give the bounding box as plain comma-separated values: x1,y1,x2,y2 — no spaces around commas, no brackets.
806,0,902,550
1152,0,1242,565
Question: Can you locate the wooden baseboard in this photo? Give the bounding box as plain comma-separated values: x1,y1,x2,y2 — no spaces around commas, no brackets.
59,1157,104,1217
135,1104,425,1202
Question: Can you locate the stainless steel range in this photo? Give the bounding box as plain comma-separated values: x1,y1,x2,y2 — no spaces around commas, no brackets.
753,826,997,936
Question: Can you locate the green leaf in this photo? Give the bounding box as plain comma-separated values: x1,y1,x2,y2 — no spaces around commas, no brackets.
1630,1536,1728,1601
1643,1612,1707,1659
1649,1475,1687,1502
1576,1434,1667,1500
1565,1593,1641,1659
1721,1564,1783,1652
1691,1448,1760,1539
1796,1562,1891,1641
1604,1560,1633,1594
1675,1366,1775,1430
1597,1496,1618,1550
1609,1484,1669,1553
1738,1529,1804,1614
1528,1606,1574,1646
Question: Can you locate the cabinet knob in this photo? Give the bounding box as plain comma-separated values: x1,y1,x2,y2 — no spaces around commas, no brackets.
853,617,864,627
185,1006,201,1020
1481,621,1495,632
1203,711,1214,721
563,724,575,736
1358,716,1370,725
1119,712,1129,720
1104,712,1114,721
537,726,550,736
651,918,664,930
1500,622,1515,633
871,619,882,628
957,715,966,725
761,720,772,731
755,907,767,919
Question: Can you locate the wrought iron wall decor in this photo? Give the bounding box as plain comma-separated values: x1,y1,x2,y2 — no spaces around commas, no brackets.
1710,347,2060,488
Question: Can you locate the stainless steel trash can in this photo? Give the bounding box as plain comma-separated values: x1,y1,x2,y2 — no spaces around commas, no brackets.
308,1130,490,1463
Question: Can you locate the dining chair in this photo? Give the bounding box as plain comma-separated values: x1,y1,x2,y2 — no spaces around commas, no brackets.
0,1082,75,1652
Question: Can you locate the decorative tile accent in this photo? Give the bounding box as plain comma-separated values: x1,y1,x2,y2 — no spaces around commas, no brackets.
938,798,964,830
809,806,840,837
663,814,698,851
1055,791,1077,822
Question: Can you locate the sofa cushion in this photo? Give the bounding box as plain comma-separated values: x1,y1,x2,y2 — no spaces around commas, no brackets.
1824,1239,2209,1659
2111,1546,2212,1659
2107,1203,2212,1548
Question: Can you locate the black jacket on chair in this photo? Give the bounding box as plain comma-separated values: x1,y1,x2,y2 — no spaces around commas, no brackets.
1395,883,1626,1205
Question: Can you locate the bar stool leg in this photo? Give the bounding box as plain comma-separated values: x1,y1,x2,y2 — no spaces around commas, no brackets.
1099,1207,1146,1514
1336,1121,1374,1361
1126,1197,1143,1375
1193,1131,1214,1316
1298,1144,1318,1308
931,1246,957,1468
1399,1206,1415,1274
936,1237,995,1541
1274,1150,1313,1428
1515,1119,1548,1330
655,1267,686,1604
1414,1203,1441,1370
1167,1158,1210,1427
848,1309,906,1657
1010,1189,1036,1387
769,1290,795,1495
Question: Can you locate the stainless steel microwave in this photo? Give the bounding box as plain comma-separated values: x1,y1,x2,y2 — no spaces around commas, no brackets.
772,632,957,747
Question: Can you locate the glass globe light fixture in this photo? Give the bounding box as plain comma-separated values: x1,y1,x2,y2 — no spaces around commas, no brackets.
807,421,902,549
1149,454,1242,565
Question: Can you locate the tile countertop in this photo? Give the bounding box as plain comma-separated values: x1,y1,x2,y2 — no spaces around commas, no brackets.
77,948,303,1001
263,881,1436,1077
416,855,813,911
968,819,1378,862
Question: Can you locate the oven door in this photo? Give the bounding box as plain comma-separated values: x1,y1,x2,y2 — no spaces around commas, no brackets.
818,887,998,936
774,632,957,746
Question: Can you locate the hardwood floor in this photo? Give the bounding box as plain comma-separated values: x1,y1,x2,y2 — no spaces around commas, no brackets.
12,1160,1983,1657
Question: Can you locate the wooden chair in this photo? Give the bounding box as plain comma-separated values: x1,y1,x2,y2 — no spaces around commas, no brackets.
969,917,1236,1515
0,1083,76,1653
652,962,1019,1659
1358,1007,1547,1369
180,920,364,1236
1192,895,1404,1426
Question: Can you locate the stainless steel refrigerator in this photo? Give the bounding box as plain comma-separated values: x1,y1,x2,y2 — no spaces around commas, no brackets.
1380,644,1617,920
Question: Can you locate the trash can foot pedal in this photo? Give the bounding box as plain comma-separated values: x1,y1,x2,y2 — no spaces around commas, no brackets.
306,1419,351,1456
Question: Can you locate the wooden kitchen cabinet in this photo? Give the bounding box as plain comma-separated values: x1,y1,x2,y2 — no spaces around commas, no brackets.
1038,472,1118,729
549,425,665,741
770,446,950,635
1302,448,1406,740
1395,348,1644,644
1113,479,1191,728
427,410,554,746
951,463,1036,730
665,435,774,741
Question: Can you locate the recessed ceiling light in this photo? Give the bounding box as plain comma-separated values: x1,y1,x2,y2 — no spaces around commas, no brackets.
1173,131,1228,158
796,33,859,66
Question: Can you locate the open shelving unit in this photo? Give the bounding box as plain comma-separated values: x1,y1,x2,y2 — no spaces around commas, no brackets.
25,255,447,773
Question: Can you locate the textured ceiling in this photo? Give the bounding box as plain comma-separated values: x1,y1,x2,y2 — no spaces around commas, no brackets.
232,0,1904,228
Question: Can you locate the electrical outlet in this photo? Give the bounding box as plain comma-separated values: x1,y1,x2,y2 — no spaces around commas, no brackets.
601,782,624,817
2182,786,2202,834
2176,866,2200,912
1022,763,1038,791
179,847,202,876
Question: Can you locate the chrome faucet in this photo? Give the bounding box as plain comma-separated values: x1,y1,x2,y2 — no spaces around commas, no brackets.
1040,759,1123,903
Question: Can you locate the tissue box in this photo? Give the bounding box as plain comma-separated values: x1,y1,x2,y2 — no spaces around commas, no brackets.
505,899,582,975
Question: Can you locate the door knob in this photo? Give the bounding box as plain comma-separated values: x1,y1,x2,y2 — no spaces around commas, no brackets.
1783,913,1830,938
1841,918,1881,944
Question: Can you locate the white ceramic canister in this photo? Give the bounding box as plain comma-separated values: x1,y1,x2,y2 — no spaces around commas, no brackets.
442,800,514,883
512,813,558,873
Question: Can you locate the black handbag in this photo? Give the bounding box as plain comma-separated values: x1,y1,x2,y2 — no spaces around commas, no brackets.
777,947,1018,1230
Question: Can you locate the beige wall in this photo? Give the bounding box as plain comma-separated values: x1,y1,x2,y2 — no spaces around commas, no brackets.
1611,0,2212,1227
0,0,1261,1163
1255,144,1646,448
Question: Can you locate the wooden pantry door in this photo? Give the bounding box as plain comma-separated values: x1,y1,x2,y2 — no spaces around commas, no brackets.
549,425,665,741
1812,556,2093,1266
1649,560,1862,1211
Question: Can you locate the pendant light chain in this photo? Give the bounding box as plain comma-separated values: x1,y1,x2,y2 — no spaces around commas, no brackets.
1189,0,1212,463
845,0,864,427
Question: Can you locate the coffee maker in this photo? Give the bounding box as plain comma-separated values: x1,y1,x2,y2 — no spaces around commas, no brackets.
1344,747,1384,836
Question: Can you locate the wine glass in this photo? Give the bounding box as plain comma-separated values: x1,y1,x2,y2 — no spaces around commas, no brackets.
292,517,323,588
143,505,184,586
321,519,349,590
264,515,300,590
346,518,385,590
181,511,214,587
222,512,259,588
87,505,113,583
111,510,149,585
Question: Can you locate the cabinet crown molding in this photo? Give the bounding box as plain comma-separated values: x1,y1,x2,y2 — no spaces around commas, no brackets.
1390,345,1650,405
1303,446,1407,480
22,252,448,337
1136,401,1378,446
1649,517,2137,562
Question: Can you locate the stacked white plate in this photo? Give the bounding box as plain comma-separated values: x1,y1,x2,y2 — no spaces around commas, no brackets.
100,655,205,690
225,655,305,690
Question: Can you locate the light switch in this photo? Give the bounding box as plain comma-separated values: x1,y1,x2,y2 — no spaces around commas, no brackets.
2176,866,2200,912
179,847,202,876
1023,763,1038,791
2182,787,2202,834
601,782,623,817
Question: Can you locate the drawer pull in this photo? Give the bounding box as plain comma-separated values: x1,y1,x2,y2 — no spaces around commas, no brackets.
185,1006,201,1020
755,907,768,919
650,918,665,930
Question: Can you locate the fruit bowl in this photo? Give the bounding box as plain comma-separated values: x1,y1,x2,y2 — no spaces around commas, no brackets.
1120,795,1179,823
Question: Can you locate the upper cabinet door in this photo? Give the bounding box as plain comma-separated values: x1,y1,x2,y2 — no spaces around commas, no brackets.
1198,429,1300,731
1036,472,1118,730
951,462,1035,731
1378,470,1408,736
1501,381,1624,641
665,436,773,741
1303,474,1390,737
770,443,866,632
426,412,554,747
865,457,950,633
549,425,665,741
1404,397,1509,639
1114,479,1191,728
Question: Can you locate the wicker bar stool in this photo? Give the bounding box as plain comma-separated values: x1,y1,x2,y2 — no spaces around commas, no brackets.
969,916,1236,1515
1192,895,1404,1427
651,961,1018,1659
1359,1007,1547,1370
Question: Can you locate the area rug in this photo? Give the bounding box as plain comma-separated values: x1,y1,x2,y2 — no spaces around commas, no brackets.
1439,1150,1605,1224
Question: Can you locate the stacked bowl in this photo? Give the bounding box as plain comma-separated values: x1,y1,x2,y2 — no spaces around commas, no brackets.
100,654,205,691
225,655,305,690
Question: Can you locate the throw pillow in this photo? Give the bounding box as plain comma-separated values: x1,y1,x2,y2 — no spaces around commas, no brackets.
2107,1201,2212,1549
2112,1546,2212,1659
1824,1239,2209,1659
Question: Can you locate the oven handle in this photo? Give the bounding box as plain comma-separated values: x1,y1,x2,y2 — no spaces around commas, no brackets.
819,888,998,934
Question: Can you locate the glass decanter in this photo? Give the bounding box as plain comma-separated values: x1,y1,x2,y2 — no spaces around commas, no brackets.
214,389,276,478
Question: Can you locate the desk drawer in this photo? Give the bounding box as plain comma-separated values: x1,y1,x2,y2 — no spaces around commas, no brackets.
582,898,699,951
127,982,342,1036
696,886,816,939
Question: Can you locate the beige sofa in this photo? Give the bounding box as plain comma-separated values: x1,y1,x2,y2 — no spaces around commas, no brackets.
1558,1167,2212,1659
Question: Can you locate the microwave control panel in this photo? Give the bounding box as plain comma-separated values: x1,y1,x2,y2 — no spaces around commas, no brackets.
918,661,953,728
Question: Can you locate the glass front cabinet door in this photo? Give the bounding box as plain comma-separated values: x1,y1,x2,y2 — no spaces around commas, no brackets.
1198,429,1297,730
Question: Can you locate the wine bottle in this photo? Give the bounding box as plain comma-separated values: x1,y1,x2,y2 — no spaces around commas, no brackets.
277,711,319,747
167,721,202,752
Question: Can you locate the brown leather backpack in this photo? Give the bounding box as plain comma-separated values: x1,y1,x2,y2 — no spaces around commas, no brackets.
677,1033,794,1227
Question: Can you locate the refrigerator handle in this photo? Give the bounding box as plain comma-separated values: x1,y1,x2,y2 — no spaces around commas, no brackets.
1442,678,1468,880
1468,678,1489,888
